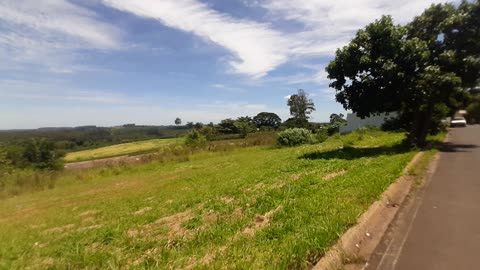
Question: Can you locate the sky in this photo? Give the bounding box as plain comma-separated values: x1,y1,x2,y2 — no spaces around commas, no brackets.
0,0,450,129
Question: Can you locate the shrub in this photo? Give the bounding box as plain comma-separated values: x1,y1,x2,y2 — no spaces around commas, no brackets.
277,128,312,146
311,129,329,144
23,139,64,170
184,130,207,147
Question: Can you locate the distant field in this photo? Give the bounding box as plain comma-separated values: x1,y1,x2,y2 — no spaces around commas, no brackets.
0,130,440,269
64,138,179,162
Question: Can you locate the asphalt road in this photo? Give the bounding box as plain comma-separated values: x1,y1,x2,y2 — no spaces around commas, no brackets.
366,125,480,270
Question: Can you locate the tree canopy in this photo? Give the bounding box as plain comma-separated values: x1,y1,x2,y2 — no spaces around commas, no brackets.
287,89,315,127
253,112,282,129
326,1,480,147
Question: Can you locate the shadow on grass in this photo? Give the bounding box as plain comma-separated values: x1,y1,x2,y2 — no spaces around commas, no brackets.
300,144,410,161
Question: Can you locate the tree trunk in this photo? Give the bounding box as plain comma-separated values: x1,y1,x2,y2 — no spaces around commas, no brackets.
407,102,434,148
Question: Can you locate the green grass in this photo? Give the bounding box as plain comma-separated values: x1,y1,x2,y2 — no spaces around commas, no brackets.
64,138,180,162
0,130,424,269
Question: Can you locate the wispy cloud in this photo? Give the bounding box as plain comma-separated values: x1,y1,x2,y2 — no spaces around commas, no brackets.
102,0,295,79
0,0,123,72
102,0,448,80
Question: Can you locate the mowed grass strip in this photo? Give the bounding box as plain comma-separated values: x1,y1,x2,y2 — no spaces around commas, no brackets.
64,138,179,162
0,131,419,269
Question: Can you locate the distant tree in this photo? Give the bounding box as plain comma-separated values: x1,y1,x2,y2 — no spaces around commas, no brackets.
253,112,282,129
287,89,315,127
194,122,204,130
234,116,255,137
175,117,182,126
329,113,347,127
23,139,63,170
218,119,237,134
326,2,479,147
186,122,195,129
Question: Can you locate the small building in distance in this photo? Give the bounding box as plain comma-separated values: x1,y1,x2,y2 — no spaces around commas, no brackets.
340,112,397,134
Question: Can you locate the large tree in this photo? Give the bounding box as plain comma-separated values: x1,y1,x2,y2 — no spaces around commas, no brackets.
287,89,315,127
326,1,479,147
252,112,282,129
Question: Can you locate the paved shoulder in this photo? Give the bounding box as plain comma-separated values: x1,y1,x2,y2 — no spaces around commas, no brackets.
367,126,480,270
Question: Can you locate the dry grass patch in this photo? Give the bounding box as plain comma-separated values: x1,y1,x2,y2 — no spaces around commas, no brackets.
78,210,100,217
133,207,152,216
43,224,75,234
127,209,193,241
323,169,347,180
242,205,283,237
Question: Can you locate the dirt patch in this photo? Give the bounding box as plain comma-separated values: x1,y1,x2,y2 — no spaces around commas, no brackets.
220,196,235,204
64,154,145,170
43,224,76,234
133,207,152,216
204,211,220,224
81,217,96,224
86,242,104,253
78,210,100,217
242,205,282,236
242,182,265,192
128,247,160,267
231,208,243,219
32,257,55,269
77,224,103,232
291,173,302,181
323,170,347,180
30,223,46,229
127,209,193,240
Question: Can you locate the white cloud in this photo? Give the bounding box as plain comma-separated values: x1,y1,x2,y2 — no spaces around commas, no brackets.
0,0,122,71
102,0,295,78
260,0,448,29
102,0,449,79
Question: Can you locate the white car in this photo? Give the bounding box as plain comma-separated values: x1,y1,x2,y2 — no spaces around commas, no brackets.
450,116,467,127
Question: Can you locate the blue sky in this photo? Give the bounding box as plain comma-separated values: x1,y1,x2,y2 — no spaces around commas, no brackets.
0,0,449,129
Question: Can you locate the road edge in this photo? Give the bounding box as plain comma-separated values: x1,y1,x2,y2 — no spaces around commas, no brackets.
312,149,437,270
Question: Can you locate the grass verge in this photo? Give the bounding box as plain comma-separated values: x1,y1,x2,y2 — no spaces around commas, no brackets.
0,130,443,269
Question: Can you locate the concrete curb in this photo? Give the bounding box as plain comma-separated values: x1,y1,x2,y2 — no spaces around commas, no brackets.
313,151,426,270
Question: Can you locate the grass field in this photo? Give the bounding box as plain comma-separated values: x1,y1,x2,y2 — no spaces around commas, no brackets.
64,138,179,162
0,131,433,269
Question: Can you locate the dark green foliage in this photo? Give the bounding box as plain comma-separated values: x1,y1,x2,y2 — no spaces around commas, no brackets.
0,125,190,152
218,119,238,134
23,139,64,170
252,112,282,129
327,2,480,147
278,128,312,146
